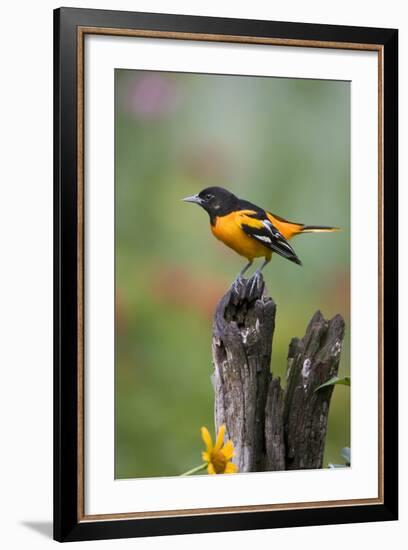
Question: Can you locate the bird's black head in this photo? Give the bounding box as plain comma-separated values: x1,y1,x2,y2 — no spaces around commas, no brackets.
182,186,238,223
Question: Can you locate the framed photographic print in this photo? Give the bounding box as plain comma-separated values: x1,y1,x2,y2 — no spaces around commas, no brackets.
54,7,398,542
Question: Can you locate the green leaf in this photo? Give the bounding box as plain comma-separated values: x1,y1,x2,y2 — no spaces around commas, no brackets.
315,376,350,392
328,463,348,469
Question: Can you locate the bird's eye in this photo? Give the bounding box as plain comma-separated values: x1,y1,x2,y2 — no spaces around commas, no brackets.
205,193,214,200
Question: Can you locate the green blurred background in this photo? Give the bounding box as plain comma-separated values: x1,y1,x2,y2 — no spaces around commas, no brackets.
115,69,350,479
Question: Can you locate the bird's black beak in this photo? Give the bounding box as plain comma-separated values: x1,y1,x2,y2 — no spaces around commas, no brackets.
182,194,203,205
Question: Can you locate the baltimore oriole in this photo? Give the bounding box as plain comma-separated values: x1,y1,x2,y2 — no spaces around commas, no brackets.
183,186,339,290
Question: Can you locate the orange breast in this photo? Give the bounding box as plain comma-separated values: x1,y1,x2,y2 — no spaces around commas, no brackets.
211,211,272,261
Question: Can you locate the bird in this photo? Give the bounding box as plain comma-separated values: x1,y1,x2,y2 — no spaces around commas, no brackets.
183,186,339,292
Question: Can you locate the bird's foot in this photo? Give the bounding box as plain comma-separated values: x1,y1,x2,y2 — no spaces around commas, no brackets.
248,271,264,300
231,275,246,295
229,272,264,301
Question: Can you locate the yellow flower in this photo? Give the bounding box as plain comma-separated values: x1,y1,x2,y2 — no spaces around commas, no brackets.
201,425,238,474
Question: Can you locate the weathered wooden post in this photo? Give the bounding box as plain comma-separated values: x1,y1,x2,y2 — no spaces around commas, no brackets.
211,275,345,472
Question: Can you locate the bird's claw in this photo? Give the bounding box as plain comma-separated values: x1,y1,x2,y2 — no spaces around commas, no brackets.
231,275,245,295
230,271,264,300
248,271,264,299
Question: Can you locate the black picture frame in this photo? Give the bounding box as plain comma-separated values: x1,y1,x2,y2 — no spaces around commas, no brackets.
54,7,398,542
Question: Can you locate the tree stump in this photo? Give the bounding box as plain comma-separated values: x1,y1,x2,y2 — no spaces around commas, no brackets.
211,275,345,472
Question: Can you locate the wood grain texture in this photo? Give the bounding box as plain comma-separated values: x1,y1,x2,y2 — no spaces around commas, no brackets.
212,275,345,473
212,277,276,472
284,311,345,470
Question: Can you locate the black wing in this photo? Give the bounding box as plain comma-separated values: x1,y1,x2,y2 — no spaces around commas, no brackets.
241,215,302,265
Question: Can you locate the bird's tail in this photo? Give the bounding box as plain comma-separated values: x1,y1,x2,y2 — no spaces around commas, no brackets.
301,225,340,233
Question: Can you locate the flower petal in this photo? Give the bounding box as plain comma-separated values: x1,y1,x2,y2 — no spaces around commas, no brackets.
207,462,216,475
201,426,213,452
220,440,234,461
214,424,226,452
201,451,210,462
224,461,238,474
